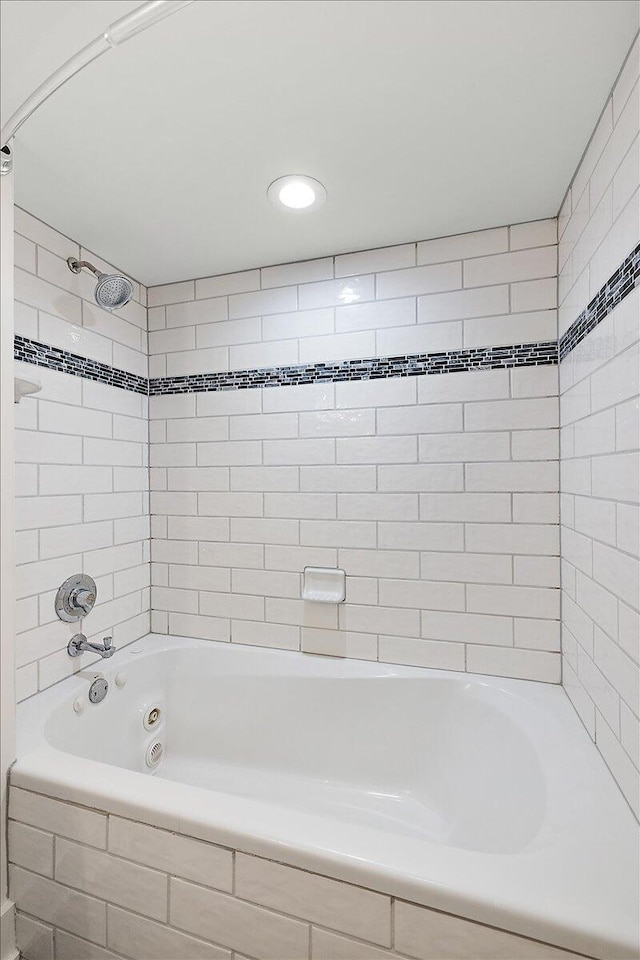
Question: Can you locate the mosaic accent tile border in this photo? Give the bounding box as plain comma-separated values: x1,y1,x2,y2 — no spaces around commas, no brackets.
14,335,558,397
559,243,640,360
14,335,148,395
13,245,638,394
149,341,558,395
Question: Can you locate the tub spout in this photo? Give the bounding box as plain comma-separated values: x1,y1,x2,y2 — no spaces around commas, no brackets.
67,634,116,659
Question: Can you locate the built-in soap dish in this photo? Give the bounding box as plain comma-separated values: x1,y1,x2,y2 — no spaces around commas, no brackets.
302,566,346,603
14,374,42,403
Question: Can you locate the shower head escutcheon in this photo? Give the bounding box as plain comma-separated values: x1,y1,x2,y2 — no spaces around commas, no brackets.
67,256,134,311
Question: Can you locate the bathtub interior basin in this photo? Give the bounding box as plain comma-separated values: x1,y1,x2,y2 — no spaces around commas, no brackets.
14,634,640,960
43,651,546,854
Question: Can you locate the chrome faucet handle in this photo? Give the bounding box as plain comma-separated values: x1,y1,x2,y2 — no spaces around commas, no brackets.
73,588,95,614
103,636,112,650
55,574,97,622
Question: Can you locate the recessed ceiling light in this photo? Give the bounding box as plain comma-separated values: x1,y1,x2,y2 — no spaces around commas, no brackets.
268,175,327,211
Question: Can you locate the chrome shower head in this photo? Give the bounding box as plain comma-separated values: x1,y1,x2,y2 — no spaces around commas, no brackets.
94,273,134,310
67,257,134,311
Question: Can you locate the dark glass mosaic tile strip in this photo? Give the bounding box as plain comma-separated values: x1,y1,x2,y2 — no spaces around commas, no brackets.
13,247,637,395
14,335,148,395
14,335,558,397
559,243,640,361
148,341,559,395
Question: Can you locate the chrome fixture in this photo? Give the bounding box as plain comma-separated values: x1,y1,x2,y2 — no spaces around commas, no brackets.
67,634,115,659
55,574,97,622
88,677,109,704
0,145,12,176
67,257,134,311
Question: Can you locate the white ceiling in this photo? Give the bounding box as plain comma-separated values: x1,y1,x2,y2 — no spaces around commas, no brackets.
2,0,638,286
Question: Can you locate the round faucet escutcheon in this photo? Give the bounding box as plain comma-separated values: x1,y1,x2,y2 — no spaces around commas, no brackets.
67,634,116,659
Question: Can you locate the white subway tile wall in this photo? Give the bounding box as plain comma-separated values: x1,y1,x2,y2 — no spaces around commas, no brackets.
9,787,589,960
14,210,150,700
16,212,568,690
558,35,639,818
148,222,557,377
148,219,560,683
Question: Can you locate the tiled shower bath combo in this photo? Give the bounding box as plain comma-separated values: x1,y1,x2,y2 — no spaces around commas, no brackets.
2,7,638,960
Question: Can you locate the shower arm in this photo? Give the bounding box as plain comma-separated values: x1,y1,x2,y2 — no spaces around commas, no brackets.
67,257,102,278
0,0,194,167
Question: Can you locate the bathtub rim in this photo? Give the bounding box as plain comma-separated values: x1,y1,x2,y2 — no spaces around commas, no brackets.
12,633,640,960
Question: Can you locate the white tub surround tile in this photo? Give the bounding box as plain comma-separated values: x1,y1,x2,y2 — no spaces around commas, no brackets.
13,213,150,700
14,270,82,326
235,854,391,944
230,285,298,320
10,866,107,946
15,913,55,960
509,219,558,251
558,37,640,821
301,627,378,660
170,877,309,959
394,899,583,960
336,243,415,277
261,257,333,289
55,838,167,921
264,307,334,341
108,816,232,891
149,333,560,679
511,277,557,312
144,221,560,683
7,821,54,878
14,208,78,260
299,276,374,311
196,270,260,300
16,214,568,696
10,790,594,960
107,906,231,960
376,262,461,300
463,246,557,289
148,280,194,307
167,297,229,330
14,222,147,381
146,219,557,404
417,226,509,265
466,645,561,683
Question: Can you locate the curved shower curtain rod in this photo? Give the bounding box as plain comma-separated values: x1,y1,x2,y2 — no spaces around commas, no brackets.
0,0,194,168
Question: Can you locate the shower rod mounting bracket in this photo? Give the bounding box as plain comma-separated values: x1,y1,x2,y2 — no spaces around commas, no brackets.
0,145,12,176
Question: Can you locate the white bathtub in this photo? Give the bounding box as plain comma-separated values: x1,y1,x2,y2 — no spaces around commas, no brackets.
12,635,639,959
